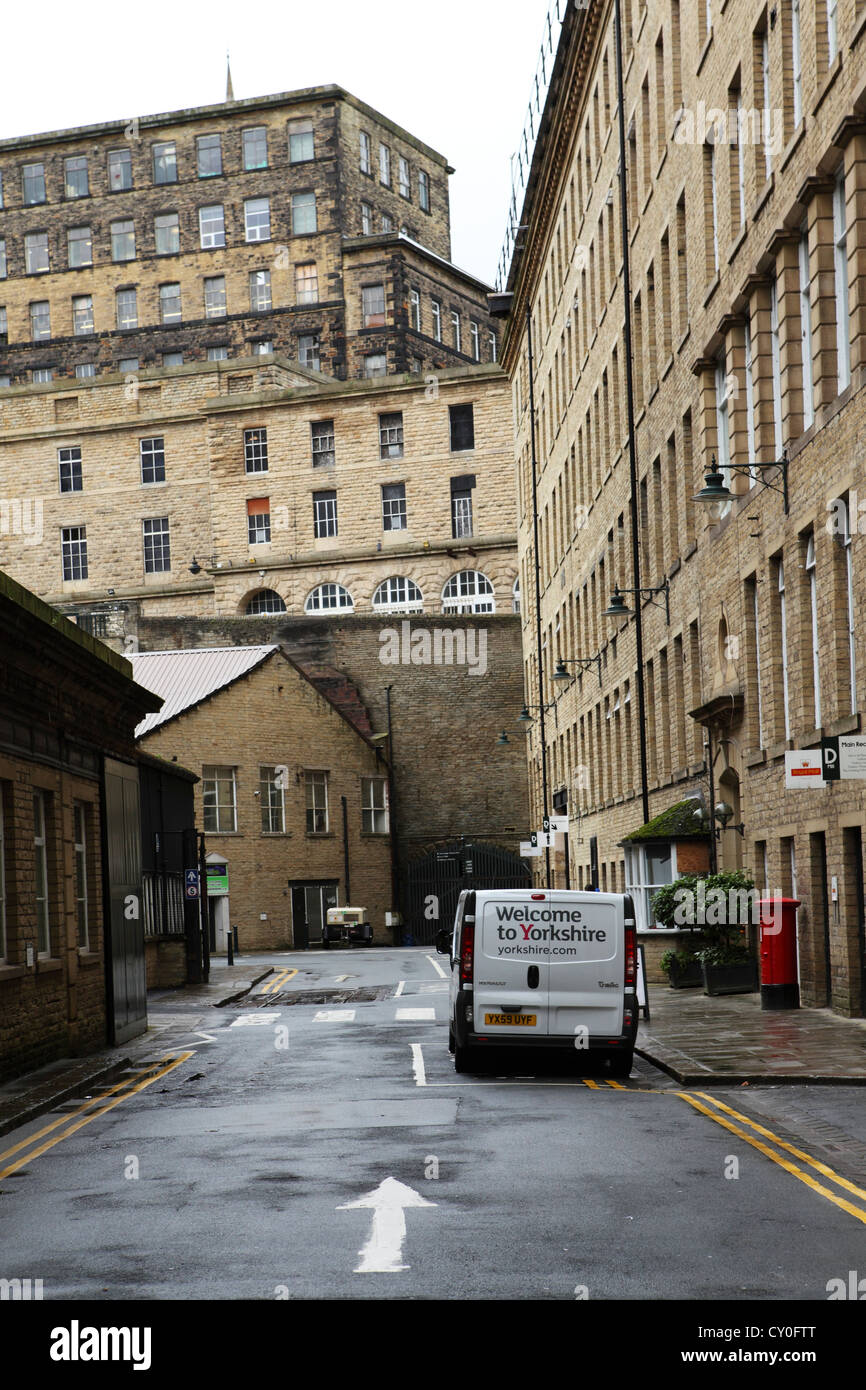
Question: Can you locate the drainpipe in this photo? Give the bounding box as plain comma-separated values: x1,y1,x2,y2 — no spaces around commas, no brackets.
341,795,351,903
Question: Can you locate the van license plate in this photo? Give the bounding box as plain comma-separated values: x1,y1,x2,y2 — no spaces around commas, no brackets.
484,1013,537,1026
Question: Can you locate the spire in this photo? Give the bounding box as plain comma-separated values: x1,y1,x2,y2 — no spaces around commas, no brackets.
226,52,234,102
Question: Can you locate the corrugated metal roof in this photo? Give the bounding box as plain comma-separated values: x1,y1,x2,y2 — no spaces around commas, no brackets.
131,646,278,737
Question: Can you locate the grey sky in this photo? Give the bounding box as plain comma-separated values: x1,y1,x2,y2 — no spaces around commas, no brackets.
2,0,551,285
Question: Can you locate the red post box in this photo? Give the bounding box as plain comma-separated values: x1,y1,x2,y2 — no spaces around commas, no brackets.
758,896,800,1009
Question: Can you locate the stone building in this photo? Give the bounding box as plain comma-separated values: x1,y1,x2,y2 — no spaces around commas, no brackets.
0,85,500,385
498,0,866,1011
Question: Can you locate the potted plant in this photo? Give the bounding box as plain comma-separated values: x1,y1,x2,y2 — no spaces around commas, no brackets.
658,947,704,989
651,876,705,988
652,870,759,995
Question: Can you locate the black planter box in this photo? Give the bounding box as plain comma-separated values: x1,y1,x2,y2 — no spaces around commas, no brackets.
702,961,759,996
668,959,704,989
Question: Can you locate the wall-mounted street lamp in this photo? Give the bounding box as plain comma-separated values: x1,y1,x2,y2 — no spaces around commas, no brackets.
714,800,745,837
552,655,602,688
695,452,789,515
188,553,223,575
603,582,670,624
516,700,556,724
496,730,511,746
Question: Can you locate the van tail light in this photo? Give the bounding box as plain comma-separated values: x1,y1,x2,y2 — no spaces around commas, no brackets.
460,917,475,985
624,917,636,988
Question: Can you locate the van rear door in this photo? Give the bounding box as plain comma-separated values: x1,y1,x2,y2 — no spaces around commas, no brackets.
473,895,551,1036
546,893,623,1037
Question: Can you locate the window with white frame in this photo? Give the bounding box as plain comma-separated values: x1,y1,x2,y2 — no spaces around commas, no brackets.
68,226,92,268
708,142,719,274
244,428,268,473
298,334,320,370
291,191,317,234
842,492,857,714
0,308,6,340
243,127,268,170
311,419,335,467
451,310,462,351
372,576,422,613
155,213,180,255
64,154,88,198
0,239,6,278
313,489,337,537
208,347,227,361
379,412,403,459
33,790,50,955
72,295,94,336
470,320,480,361
23,162,46,204
442,569,495,614
361,201,373,235
364,355,387,378
431,298,442,341
834,166,850,394
451,489,473,538
418,169,430,211
381,212,393,233
295,264,318,304
362,284,386,327
204,276,226,318
202,766,237,832
199,205,225,249
260,767,286,833
289,119,314,162
140,437,165,484
108,148,132,191
770,276,783,457
512,577,521,613
305,583,353,613
249,270,272,312
196,134,222,178
153,142,177,185
379,142,391,186
143,516,171,573
410,288,421,331
160,283,181,323
792,0,803,127
624,843,677,932
398,156,411,198
119,357,139,372
798,232,813,429
827,0,838,63
30,300,50,340
252,340,272,356
305,771,329,833
744,317,757,477
244,197,270,242
489,330,498,362
761,32,771,179
715,357,731,496
75,364,95,379
734,96,745,229
805,531,821,728
359,131,371,174
751,575,764,747
59,446,82,493
247,589,286,615
33,367,54,383
777,557,791,740
382,483,407,531
361,777,389,833
111,216,136,261
25,232,49,274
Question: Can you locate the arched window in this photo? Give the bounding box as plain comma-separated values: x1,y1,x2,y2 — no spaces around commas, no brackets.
441,570,495,614
512,577,521,614
372,576,423,613
245,588,286,616
305,583,354,613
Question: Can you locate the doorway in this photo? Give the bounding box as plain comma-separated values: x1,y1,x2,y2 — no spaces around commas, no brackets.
290,882,339,948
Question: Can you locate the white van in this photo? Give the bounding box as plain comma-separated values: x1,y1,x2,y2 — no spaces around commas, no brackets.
437,888,638,1076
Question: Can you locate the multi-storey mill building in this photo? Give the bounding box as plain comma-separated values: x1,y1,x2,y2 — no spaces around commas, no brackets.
498,0,866,1013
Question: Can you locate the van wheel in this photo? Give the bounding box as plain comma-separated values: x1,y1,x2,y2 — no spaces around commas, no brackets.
608,1050,633,1079
454,1044,478,1074
448,1026,455,1055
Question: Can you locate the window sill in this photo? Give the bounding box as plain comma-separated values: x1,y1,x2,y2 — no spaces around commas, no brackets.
306,832,335,840
696,31,713,77
825,712,861,738
36,957,63,973
766,740,792,762
744,748,767,769
77,950,101,966
780,122,806,175
702,273,720,310
813,53,842,119
853,8,866,47
751,175,774,222
726,224,747,266
0,964,27,982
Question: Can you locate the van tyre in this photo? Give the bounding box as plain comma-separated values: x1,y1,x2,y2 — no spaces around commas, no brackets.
608,1049,633,1078
454,1044,478,1073
448,1025,455,1055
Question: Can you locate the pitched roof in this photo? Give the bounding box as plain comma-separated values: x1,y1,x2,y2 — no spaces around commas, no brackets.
130,646,278,737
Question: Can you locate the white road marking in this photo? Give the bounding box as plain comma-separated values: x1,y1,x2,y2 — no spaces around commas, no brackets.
396,1008,436,1021
229,1013,282,1027
334,975,349,983
191,1030,218,1043
418,982,448,993
337,1177,436,1273
410,1043,427,1087
425,954,447,979
393,980,406,998
314,1009,356,1022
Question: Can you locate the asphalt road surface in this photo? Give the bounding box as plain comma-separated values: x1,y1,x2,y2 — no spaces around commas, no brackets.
2,948,865,1302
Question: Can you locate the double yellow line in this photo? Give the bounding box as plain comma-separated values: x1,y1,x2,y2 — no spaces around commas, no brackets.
259,968,297,996
678,1090,866,1226
0,1051,194,1183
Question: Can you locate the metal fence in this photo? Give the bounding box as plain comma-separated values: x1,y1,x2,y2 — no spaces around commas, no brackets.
143,871,185,937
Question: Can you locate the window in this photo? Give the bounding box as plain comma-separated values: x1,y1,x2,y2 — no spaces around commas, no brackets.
489,330,498,363
398,156,411,198
449,402,475,451
160,283,181,323
111,219,135,261
208,346,227,361
431,298,441,341
30,301,50,340
360,131,371,173
59,446,82,493
244,196,270,242
61,526,88,580
770,276,783,457
0,240,5,278
382,483,407,531
202,766,237,832
379,142,391,186
204,276,227,319
364,354,387,378
777,557,791,740
761,32,772,180
33,791,50,955
361,778,389,833
155,213,180,255
311,419,335,466
64,155,88,198
260,767,286,833
715,357,731,496
252,340,273,356
0,308,6,340
362,284,386,327
470,321,480,361
834,167,850,394
25,232,49,274
744,318,757,475
827,0,838,63
305,583,353,612
418,169,430,211
247,498,270,545
249,269,272,311
196,134,222,177
243,126,268,170
289,118,314,162
805,532,821,727
512,577,520,613
379,411,403,459
108,148,132,191
707,141,719,274
247,589,286,615
199,204,225,249
841,492,857,714
244,427,268,473
442,569,495,614
799,233,813,429
140,437,165,484
67,226,92,268
305,771,328,833
381,213,393,233
313,489,337,538
32,367,53,383
72,295,94,336
361,201,373,235
23,163,46,204
295,264,318,304
73,802,90,950
75,364,95,379
451,489,473,538
163,352,183,367
153,142,177,184
143,516,171,573
372,576,423,613
298,334,320,370
409,288,421,330
291,191,317,234
624,844,676,932
451,311,462,352
792,0,803,127
119,357,139,372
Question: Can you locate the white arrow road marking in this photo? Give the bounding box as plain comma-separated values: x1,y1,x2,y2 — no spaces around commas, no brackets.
230,1012,282,1027
425,954,447,979
396,1008,436,1021
410,1043,426,1087
337,1177,436,1273
191,1030,218,1043
314,1009,356,1022
393,980,406,998
334,974,349,983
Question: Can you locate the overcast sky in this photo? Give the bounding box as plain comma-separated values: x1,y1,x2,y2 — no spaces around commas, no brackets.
2,0,552,285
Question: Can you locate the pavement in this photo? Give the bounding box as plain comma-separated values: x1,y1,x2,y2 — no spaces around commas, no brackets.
3,953,866,1138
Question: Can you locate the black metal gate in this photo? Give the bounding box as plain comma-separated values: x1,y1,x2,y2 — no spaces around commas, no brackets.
404,839,531,946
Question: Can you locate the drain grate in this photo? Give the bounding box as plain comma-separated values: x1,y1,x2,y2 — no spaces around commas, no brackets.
242,985,394,1008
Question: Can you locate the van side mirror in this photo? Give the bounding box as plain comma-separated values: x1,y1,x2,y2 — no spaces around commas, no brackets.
435,928,450,956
